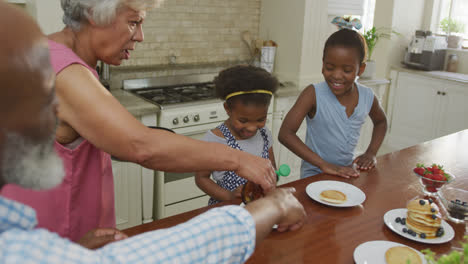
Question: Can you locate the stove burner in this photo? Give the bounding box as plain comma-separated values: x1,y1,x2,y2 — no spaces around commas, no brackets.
134,82,217,106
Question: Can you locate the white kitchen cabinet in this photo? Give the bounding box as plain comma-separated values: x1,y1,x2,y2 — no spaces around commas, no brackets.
354,79,390,155
112,160,142,230
387,71,468,150
272,95,306,184
112,114,157,229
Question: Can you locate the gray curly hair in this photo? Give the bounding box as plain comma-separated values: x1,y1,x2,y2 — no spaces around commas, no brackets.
61,0,163,31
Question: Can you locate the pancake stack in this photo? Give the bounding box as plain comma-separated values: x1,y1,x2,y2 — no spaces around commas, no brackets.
406,199,443,238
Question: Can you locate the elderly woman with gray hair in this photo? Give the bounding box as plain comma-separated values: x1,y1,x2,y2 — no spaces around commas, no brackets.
1,0,279,242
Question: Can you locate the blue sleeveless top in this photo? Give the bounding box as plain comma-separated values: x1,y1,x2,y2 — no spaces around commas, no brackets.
300,81,374,178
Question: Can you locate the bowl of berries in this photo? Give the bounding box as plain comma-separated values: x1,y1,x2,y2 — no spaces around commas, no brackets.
413,163,454,196
438,187,467,224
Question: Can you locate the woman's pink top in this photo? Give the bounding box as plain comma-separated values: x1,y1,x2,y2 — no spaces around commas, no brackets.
0,40,115,241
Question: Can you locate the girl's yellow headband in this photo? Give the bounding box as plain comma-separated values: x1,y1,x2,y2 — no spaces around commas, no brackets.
225,90,273,100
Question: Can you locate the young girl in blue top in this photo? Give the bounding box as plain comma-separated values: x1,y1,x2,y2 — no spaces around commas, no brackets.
195,65,278,204
278,28,387,179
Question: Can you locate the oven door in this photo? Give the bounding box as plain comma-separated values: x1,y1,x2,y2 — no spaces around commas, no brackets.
154,121,223,219
165,122,223,183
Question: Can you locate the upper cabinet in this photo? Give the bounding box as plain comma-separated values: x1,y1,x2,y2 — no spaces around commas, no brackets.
328,0,365,16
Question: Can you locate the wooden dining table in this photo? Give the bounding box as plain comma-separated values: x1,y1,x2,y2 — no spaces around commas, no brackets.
124,129,468,263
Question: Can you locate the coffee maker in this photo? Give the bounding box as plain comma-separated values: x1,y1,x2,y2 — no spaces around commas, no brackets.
402,30,447,71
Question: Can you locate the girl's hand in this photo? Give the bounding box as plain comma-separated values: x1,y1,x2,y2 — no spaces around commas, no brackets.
353,153,377,171
321,162,359,178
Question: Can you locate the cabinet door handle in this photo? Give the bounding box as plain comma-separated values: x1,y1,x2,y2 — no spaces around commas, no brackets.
437,91,441,95
441,92,446,96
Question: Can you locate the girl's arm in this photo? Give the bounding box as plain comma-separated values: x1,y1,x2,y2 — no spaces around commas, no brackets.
278,85,359,178
195,171,238,202
353,96,388,170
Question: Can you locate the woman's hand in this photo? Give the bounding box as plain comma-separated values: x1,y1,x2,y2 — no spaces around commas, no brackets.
353,153,377,171
320,162,359,178
235,151,277,193
77,228,128,249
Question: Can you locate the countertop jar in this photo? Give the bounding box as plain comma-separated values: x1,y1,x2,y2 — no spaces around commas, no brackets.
446,54,459,73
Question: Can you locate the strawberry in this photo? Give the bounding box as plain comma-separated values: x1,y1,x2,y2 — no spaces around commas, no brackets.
413,167,425,176
426,186,437,192
432,173,445,181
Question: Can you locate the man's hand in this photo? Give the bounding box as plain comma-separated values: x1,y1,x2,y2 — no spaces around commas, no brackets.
77,228,128,250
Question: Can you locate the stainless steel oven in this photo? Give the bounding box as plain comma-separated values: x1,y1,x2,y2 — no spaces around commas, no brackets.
123,73,272,219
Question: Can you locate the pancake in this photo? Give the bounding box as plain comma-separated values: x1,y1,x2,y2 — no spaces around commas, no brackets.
406,217,439,238
319,190,347,204
385,246,422,264
407,199,439,215
407,211,441,226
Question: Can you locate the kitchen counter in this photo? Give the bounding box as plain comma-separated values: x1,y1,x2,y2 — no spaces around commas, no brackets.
110,89,160,117
392,66,468,84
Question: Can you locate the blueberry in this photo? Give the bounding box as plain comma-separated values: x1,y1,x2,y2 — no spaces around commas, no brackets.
403,228,408,233
463,201,467,206
431,214,437,219
456,199,461,204
428,198,434,204
401,218,406,225
411,232,417,237
431,208,436,212
420,233,426,239
436,227,444,237
395,217,401,223
419,200,426,205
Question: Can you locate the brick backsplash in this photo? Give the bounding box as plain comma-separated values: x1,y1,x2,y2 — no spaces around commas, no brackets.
108,0,261,89
123,0,260,67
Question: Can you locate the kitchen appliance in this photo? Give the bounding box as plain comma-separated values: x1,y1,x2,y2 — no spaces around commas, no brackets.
123,73,273,220
402,30,447,71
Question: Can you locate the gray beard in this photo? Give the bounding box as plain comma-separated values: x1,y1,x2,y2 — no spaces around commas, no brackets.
1,132,64,190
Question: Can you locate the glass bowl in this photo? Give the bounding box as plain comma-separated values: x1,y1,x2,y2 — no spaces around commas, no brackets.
438,186,468,224
414,172,455,196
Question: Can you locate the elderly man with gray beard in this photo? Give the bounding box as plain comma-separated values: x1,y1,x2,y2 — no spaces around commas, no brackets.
0,4,305,263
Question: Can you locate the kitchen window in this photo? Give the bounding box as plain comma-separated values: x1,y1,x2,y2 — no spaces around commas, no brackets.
433,0,468,47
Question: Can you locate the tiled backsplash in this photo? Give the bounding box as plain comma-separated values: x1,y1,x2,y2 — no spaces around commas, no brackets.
109,0,261,89
122,0,260,67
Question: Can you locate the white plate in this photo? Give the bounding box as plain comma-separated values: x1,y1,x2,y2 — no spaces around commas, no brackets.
354,240,427,264
305,180,366,207
383,208,455,244
240,202,278,229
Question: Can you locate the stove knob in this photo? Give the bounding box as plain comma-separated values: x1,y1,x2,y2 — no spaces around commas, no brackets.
183,116,189,123
193,114,200,122
172,118,179,125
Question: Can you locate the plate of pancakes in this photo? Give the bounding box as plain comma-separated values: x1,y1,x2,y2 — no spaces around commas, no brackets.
354,240,426,264
305,180,366,207
383,199,455,244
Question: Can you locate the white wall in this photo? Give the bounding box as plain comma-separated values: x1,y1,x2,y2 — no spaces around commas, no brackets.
259,0,328,89
373,0,426,79
25,0,64,35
